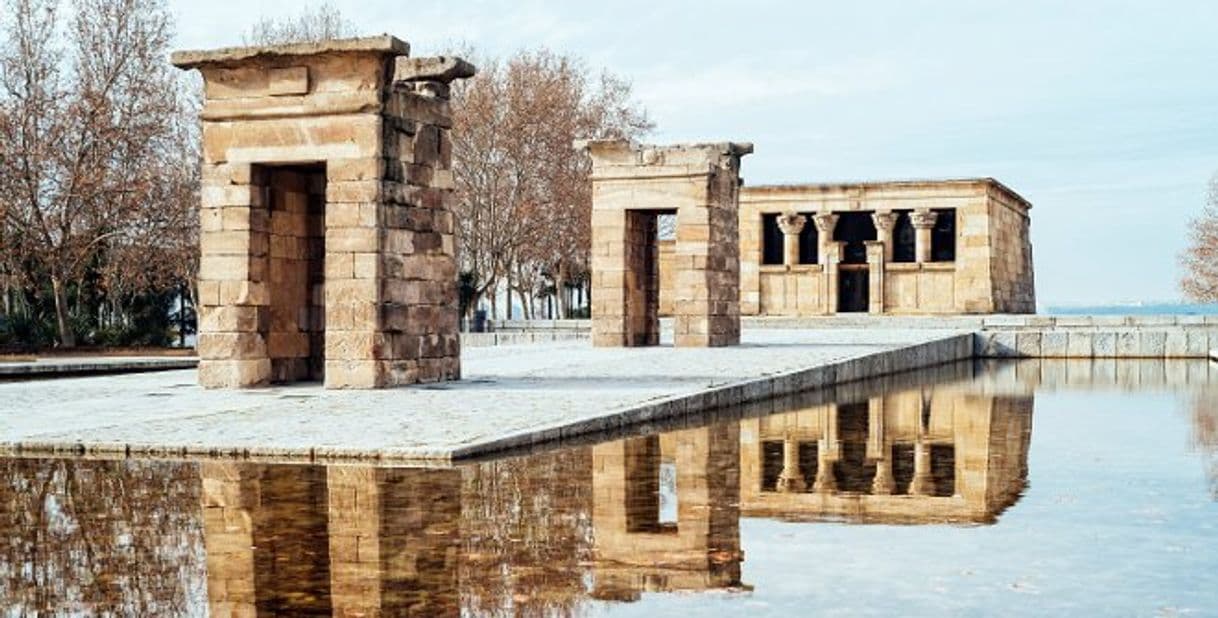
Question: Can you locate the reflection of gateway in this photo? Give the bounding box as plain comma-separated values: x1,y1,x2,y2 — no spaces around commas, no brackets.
590,424,747,600
740,386,1032,524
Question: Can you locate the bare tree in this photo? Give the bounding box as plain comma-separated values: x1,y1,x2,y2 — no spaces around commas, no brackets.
0,0,187,347
451,50,652,320
1181,174,1218,303
242,2,354,46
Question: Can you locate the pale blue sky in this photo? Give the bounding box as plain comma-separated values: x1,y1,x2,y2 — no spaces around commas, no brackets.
171,0,1218,306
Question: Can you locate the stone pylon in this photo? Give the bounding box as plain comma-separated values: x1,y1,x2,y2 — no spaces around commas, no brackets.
580,140,752,348
173,37,473,388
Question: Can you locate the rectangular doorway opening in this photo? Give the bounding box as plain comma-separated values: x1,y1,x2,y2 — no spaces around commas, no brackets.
257,163,326,383
837,266,870,313
624,209,675,346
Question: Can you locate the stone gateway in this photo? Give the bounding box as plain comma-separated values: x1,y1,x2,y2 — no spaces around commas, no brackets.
173,37,473,388
581,140,753,348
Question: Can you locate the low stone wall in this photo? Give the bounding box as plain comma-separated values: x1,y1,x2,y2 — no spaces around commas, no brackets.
974,318,1217,359
745,315,1218,359
489,319,594,333
461,331,588,347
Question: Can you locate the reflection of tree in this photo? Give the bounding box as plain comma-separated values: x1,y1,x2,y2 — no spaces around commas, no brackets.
459,448,595,617
0,458,205,615
1191,393,1218,500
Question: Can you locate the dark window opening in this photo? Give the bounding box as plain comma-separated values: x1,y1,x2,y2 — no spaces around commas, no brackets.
833,212,877,264
833,402,876,492
798,214,819,264
761,213,783,265
798,441,819,485
931,209,956,262
931,445,956,497
761,440,783,492
891,444,916,495
892,211,916,263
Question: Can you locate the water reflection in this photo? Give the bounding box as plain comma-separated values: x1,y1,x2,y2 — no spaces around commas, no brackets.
743,386,1031,524
2,359,1217,615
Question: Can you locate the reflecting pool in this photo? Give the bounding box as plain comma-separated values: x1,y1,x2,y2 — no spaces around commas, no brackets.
2,359,1217,616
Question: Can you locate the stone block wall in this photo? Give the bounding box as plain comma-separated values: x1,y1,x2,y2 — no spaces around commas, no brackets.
176,37,470,388
987,187,1036,313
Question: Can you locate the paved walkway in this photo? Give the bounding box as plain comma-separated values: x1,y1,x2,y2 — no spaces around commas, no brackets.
0,329,965,462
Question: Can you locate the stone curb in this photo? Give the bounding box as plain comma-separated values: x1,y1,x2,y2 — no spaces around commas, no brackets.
0,358,199,377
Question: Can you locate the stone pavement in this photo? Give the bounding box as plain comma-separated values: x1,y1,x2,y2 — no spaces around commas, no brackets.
0,328,969,463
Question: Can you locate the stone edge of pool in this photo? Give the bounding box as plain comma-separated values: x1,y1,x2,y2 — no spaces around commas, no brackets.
0,333,973,466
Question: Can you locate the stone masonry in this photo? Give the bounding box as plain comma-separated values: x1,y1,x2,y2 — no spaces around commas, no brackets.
173,37,473,388
581,140,753,347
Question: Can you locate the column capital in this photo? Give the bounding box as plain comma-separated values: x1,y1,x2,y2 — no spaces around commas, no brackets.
811,212,839,233
776,212,807,235
870,210,897,233
910,209,938,230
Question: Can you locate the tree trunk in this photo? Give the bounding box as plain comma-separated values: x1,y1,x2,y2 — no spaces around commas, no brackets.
555,262,569,319
489,282,498,320
50,275,76,348
506,270,514,320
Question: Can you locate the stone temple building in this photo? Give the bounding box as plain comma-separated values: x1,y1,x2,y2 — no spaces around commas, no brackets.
741,179,1035,315
661,178,1035,317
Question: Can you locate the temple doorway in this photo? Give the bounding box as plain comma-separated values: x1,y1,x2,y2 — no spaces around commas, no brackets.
258,164,327,383
622,209,674,346
838,266,869,313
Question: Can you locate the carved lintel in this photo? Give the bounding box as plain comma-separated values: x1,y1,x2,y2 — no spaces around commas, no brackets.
394,56,476,84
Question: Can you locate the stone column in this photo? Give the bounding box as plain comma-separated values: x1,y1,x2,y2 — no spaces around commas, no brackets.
911,209,938,264
909,439,934,495
871,211,897,263
813,405,838,493
775,436,805,492
865,241,885,314
813,214,840,316
812,441,837,494
776,212,807,267
872,457,896,495
811,213,839,263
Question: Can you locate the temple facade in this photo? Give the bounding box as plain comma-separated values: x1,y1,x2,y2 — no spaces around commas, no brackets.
739,179,1035,315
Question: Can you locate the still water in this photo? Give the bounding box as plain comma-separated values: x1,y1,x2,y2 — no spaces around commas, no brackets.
2,360,1217,616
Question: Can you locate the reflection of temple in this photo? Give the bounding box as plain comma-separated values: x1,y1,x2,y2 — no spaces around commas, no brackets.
590,424,745,600
740,387,1032,524
200,463,462,617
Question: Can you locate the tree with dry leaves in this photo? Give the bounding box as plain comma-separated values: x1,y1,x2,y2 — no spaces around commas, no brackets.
451,50,652,320
1180,174,1218,303
242,2,354,46
0,0,196,347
